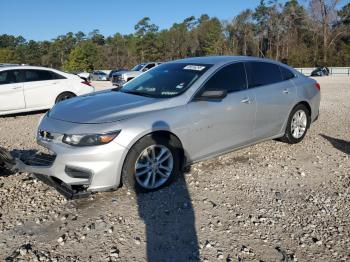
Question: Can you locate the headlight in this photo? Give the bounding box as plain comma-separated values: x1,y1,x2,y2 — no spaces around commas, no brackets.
62,130,121,146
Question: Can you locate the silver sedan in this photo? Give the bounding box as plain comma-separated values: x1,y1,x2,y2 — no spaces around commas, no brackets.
24,56,320,196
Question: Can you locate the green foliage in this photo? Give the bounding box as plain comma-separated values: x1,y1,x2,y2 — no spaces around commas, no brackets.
63,41,98,72
0,48,19,63
1,0,349,70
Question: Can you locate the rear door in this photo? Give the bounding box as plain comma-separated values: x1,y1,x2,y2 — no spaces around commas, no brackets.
0,70,25,112
245,61,296,139
186,62,256,161
23,69,65,109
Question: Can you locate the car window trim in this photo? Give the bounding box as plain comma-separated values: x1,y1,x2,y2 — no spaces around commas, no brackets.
190,61,249,102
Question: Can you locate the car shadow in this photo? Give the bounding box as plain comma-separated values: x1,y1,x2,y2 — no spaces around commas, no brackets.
320,134,350,155
135,121,199,261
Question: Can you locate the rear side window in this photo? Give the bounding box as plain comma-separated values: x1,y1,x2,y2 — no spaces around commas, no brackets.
0,70,22,85
202,62,247,93
246,62,282,88
24,69,65,82
279,66,295,80
143,63,156,72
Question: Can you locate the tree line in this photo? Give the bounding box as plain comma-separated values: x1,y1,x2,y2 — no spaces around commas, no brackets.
0,0,349,72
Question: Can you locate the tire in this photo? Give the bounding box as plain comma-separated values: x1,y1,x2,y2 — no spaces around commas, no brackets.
281,104,311,144
121,134,182,193
55,92,76,104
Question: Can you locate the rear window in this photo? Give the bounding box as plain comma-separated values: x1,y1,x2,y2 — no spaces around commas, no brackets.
246,62,282,88
279,66,295,80
24,69,66,82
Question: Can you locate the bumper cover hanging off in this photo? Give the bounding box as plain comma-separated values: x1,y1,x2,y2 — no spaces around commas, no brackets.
0,147,91,199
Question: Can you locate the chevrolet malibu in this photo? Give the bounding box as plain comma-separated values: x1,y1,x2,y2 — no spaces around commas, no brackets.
26,56,320,197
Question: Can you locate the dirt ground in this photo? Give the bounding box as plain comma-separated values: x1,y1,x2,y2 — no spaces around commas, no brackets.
0,77,349,261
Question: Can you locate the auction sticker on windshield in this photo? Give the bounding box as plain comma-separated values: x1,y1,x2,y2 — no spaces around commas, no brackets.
183,65,206,71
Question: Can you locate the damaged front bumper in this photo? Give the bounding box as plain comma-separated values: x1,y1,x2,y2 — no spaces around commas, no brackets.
0,148,91,199
0,136,127,199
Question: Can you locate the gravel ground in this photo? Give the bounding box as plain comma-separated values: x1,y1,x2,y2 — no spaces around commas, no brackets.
0,77,349,261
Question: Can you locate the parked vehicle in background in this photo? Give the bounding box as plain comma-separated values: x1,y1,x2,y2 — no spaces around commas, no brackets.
90,71,108,81
0,63,20,67
311,66,330,77
111,62,161,87
76,72,91,81
0,66,95,116
107,69,127,81
25,56,320,197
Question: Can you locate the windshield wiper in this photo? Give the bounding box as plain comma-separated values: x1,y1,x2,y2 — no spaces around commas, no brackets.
120,90,155,98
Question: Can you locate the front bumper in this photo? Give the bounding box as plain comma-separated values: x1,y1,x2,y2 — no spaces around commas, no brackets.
111,79,126,87
31,137,128,192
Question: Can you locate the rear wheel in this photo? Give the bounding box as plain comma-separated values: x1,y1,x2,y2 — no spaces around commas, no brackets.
121,134,182,192
55,92,76,104
281,104,310,144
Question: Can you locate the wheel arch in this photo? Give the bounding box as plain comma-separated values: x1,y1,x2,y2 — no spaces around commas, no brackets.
55,91,77,104
297,101,312,116
279,100,312,136
117,129,186,187
130,130,185,163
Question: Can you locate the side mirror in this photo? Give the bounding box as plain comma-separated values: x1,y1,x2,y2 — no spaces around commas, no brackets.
195,90,227,101
142,68,149,72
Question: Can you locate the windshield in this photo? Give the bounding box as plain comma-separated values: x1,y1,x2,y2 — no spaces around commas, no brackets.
132,64,145,71
120,63,212,98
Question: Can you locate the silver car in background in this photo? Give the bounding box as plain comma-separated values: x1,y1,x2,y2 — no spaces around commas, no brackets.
23,56,320,197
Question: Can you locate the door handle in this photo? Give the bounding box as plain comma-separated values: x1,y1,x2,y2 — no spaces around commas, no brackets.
283,89,289,94
241,97,251,104
12,86,22,90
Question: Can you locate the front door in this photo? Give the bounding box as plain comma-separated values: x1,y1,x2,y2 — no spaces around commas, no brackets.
0,70,25,112
185,62,256,162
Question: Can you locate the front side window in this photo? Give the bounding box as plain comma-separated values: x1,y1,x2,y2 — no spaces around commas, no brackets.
246,62,282,88
121,63,212,98
201,62,247,93
0,70,22,85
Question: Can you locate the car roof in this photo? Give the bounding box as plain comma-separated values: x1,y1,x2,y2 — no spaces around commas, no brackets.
0,65,60,71
170,56,285,66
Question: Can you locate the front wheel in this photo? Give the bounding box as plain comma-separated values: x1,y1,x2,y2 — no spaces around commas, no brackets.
121,135,182,192
281,104,310,144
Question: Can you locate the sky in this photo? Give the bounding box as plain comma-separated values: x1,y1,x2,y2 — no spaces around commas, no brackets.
0,0,262,41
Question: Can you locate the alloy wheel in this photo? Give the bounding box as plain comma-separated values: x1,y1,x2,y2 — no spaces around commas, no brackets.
291,110,307,139
134,145,174,189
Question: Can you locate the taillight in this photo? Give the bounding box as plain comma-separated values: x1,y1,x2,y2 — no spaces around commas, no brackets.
81,80,91,86
315,82,321,91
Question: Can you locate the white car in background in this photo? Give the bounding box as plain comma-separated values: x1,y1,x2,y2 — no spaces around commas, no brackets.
0,66,95,116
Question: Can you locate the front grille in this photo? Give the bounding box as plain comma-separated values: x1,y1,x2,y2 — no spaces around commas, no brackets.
112,75,122,82
21,152,56,167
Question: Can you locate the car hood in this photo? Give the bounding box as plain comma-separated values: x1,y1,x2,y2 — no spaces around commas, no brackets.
48,91,165,124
